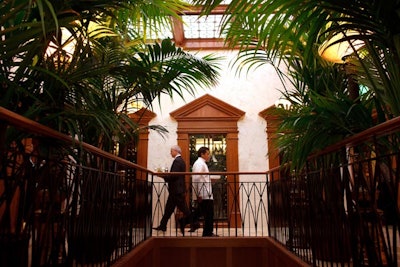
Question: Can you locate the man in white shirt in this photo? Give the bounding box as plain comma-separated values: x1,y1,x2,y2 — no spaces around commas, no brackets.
192,146,217,237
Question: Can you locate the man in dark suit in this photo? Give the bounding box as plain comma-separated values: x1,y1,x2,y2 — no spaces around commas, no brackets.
153,145,193,235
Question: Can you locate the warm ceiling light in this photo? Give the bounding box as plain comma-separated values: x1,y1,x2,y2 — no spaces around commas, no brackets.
45,27,77,62
318,31,364,63
45,21,110,63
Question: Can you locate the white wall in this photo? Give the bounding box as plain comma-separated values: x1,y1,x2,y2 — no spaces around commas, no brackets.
147,50,284,177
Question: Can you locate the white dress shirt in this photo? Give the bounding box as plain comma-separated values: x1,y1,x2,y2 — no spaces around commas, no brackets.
192,157,213,200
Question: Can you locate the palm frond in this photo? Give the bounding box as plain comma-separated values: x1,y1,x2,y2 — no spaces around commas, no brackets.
1,0,222,152
115,38,221,108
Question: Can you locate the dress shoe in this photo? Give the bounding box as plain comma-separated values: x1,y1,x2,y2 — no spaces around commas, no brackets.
153,226,166,232
188,222,200,232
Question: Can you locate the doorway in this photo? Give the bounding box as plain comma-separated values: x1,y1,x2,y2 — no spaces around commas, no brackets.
170,94,245,226
189,134,227,220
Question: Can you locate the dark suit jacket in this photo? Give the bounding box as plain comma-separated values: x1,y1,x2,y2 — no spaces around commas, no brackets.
163,156,186,195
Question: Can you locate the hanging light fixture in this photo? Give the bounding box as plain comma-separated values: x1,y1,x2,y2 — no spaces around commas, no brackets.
318,30,364,63
45,20,111,64
45,27,76,65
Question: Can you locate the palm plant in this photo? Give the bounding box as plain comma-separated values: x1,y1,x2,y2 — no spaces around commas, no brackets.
0,1,221,264
189,2,399,264
271,54,375,169
0,0,221,153
191,0,400,167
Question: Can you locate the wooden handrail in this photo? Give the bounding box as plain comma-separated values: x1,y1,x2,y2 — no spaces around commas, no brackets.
155,171,268,176
311,115,400,157
2,106,399,172
0,106,148,171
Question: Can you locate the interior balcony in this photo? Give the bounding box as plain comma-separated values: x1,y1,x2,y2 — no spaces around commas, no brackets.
0,107,399,267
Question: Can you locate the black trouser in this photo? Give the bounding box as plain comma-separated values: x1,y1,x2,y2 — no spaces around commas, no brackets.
159,193,192,228
199,199,214,236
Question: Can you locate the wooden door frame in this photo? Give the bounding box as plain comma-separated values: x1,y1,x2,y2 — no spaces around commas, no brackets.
128,108,156,180
259,105,281,180
170,94,245,227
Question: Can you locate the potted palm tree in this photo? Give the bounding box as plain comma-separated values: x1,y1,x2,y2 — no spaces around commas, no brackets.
0,0,221,264
191,0,399,263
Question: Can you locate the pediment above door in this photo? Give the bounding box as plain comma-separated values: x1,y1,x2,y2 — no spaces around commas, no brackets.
128,107,157,125
170,94,245,121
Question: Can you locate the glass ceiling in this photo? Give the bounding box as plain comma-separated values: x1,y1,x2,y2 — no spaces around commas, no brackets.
148,14,226,39
182,14,225,39
147,1,231,49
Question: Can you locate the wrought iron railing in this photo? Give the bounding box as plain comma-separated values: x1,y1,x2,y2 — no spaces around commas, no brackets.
1,106,399,267
0,107,153,267
151,173,269,237
268,117,400,267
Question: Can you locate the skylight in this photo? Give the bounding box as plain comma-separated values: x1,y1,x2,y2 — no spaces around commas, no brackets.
182,14,225,39
146,1,231,49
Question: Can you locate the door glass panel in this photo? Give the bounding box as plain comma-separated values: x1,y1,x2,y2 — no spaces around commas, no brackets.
189,134,227,220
